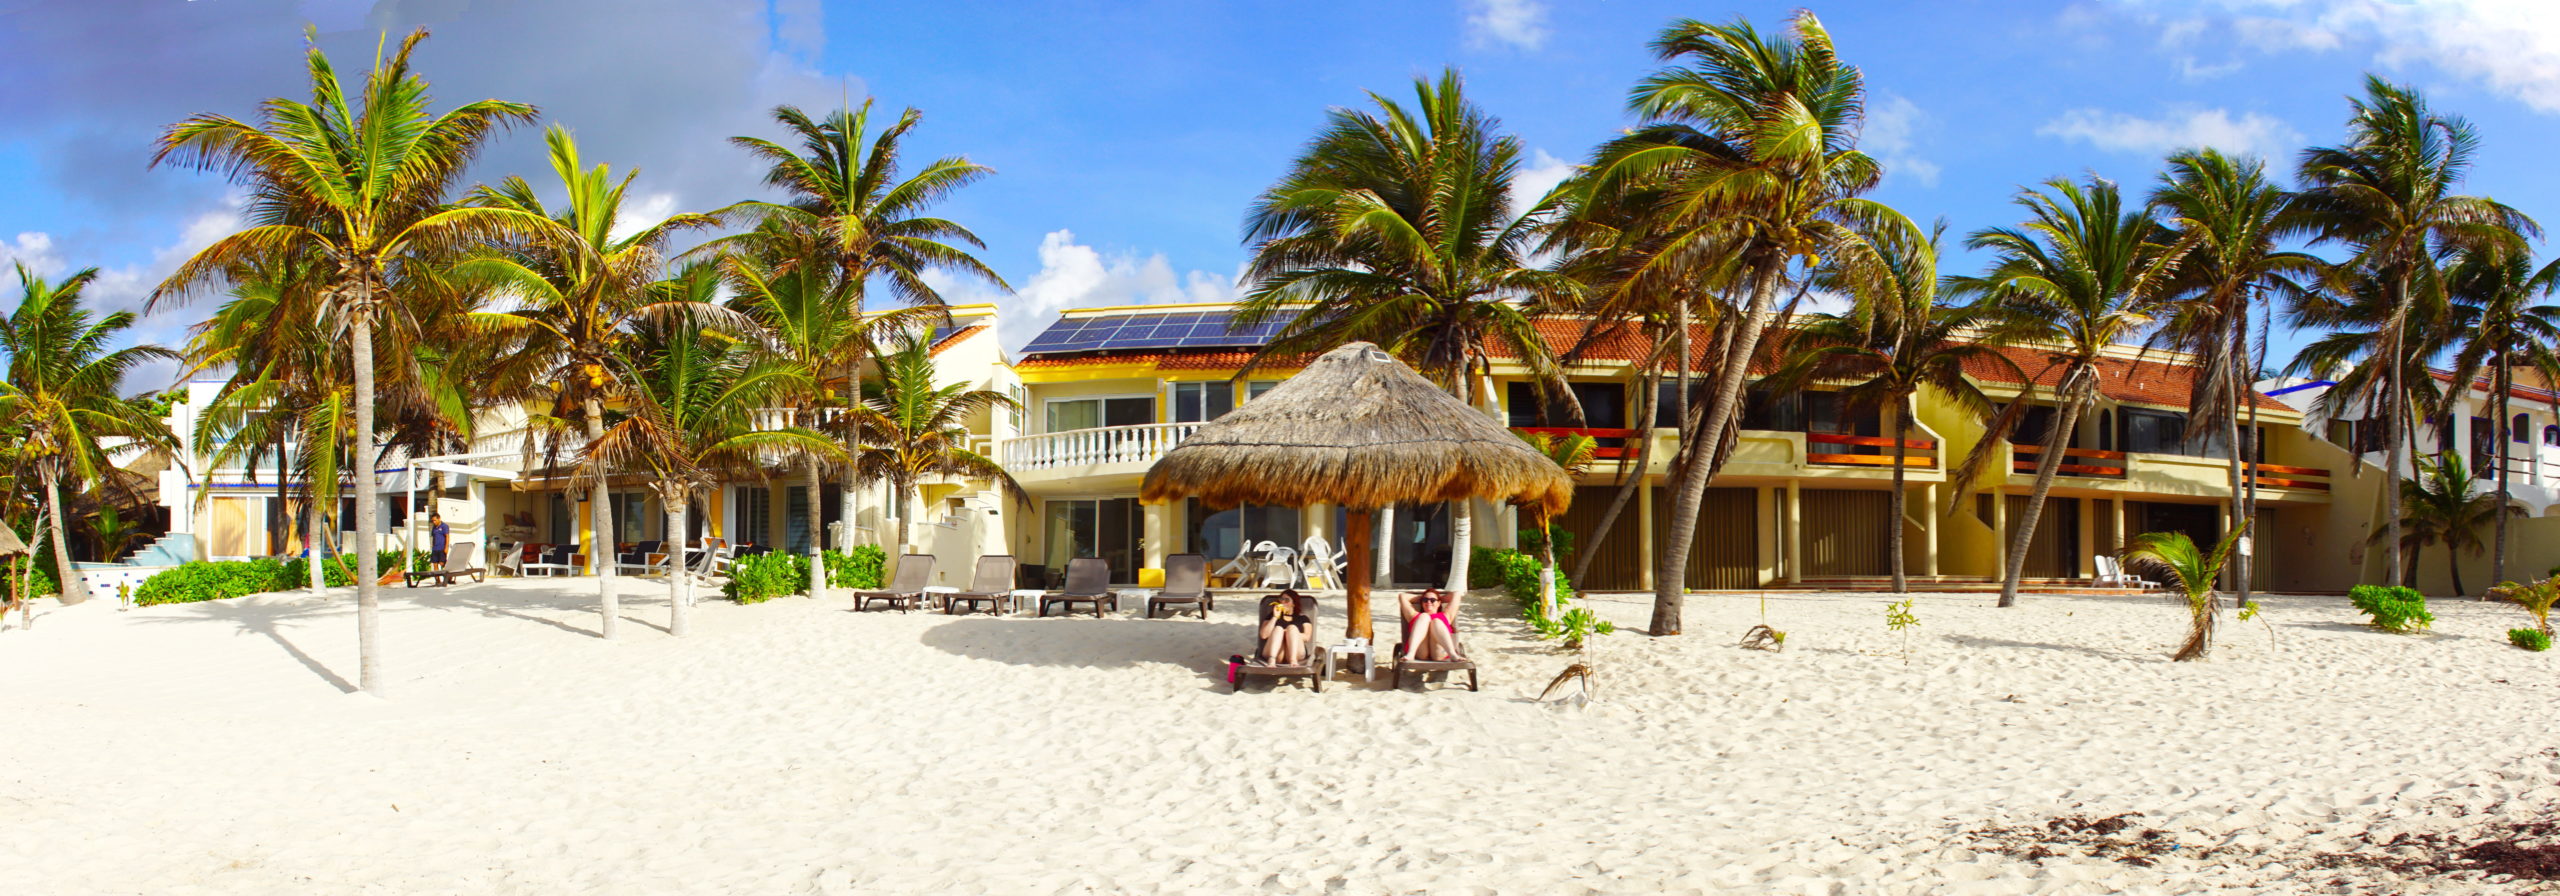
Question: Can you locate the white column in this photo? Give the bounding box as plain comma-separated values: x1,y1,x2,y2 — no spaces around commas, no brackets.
1784,479,1803,585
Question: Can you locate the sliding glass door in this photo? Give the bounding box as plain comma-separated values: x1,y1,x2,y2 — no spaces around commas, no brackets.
1045,498,1145,582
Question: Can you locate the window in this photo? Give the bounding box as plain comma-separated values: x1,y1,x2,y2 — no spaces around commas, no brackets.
2120,409,2227,457
1170,382,1234,423
611,493,649,542
1045,498,1145,583
1188,500,1301,560
2516,413,2533,443
1007,384,1027,432
1045,396,1153,433
2544,425,2559,447
1245,380,1280,402
785,486,811,553
736,487,771,549
1656,381,1711,427
1505,381,1627,429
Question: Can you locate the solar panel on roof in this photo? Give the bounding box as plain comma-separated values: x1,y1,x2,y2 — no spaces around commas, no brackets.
1019,308,1307,355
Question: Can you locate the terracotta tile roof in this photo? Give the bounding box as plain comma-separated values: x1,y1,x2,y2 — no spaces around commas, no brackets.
1962,346,2291,411
927,324,986,357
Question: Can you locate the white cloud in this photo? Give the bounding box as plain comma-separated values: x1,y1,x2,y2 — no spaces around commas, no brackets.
1464,0,1550,51
0,233,67,278
1515,149,1577,205
2038,106,2303,159
927,229,1239,354
2105,1,2560,112
610,192,682,243
1862,94,1942,188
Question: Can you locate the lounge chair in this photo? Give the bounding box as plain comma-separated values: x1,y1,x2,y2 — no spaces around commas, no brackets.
2094,555,2159,590
1392,595,1480,692
1232,592,1326,693
1146,554,1214,619
943,555,1020,616
1039,558,1120,617
403,542,485,588
614,540,668,576
521,544,580,577
495,543,525,577
854,553,935,612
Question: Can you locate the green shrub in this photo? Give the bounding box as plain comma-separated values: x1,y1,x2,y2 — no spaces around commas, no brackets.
828,546,886,590
722,552,808,604
1470,546,1613,647
135,560,292,606
2349,584,2435,633
6,560,59,600
2510,629,2552,652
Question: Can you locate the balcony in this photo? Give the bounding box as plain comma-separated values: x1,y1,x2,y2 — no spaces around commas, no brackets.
1512,426,1640,459
2012,443,2336,500
1804,432,1937,469
2012,444,2127,478
997,422,1204,482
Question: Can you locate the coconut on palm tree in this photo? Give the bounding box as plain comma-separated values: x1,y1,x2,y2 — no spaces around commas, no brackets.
1764,219,2025,594
1235,68,1577,595
583,308,843,636
721,100,1010,596
465,126,720,639
0,264,181,606
2147,148,2320,603
1585,12,1893,634
2122,529,2243,662
151,29,549,694
2375,452,2519,597
2292,77,2537,589
847,331,1020,550
1958,176,2184,608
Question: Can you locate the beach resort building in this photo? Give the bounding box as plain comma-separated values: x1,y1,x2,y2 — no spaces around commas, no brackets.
135,299,2536,595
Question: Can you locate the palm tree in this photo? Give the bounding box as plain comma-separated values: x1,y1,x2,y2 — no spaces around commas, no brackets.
2148,149,2320,603
2436,249,2560,593
2292,76,2536,589
583,310,841,636
1958,176,2183,608
1765,219,2025,593
1586,12,1892,634
2122,529,2242,662
0,264,181,605
847,331,1020,550
2376,452,2516,596
722,100,1009,597
466,126,718,639
151,29,547,694
1235,68,1576,595
184,257,353,594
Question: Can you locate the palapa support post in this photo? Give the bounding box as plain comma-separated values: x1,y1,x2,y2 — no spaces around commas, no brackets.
1344,507,1374,640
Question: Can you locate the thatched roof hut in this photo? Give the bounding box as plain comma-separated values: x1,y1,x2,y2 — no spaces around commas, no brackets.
1141,342,1571,637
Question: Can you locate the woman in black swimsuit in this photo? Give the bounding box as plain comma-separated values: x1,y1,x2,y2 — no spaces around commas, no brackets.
1255,588,1313,664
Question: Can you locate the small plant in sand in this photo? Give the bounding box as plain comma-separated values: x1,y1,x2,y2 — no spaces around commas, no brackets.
1741,592,1786,651
2236,600,2277,650
2348,584,2435,634
2123,530,2240,662
1883,598,1919,660
2510,629,2552,652
2485,576,2558,636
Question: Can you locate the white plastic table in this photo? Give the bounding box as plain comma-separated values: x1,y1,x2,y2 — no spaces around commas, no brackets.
1326,637,1375,682
920,585,959,612
1119,588,1157,617
1007,588,1044,615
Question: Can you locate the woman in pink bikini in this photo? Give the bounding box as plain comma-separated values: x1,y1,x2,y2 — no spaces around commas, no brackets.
1398,588,1463,662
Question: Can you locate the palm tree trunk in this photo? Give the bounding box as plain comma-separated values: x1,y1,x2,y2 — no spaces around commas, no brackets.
2381,318,2406,588
306,494,325,595
40,469,83,606
351,306,383,695
2000,388,2089,608
2493,362,2512,597
588,414,618,641
2448,541,2464,599
1889,402,1910,594
1442,370,1477,593
274,430,290,556
2224,355,2247,599
1652,271,1779,635
804,464,826,598
667,491,690,637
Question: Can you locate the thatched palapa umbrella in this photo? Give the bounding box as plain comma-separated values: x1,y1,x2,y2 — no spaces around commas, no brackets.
1141,342,1571,639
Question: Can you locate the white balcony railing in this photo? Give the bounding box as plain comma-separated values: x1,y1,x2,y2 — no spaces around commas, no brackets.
999,422,1202,472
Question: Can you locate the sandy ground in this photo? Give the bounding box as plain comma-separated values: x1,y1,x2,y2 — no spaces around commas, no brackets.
1,576,2554,895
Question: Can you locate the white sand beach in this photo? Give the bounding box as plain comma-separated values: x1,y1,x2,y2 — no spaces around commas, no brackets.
2,580,2554,895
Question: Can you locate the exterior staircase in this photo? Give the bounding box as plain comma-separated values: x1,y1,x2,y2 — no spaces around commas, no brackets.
124,533,199,567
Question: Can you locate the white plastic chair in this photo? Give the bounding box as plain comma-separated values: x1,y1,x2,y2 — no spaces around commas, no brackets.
1258,546,1299,588
2094,555,2158,590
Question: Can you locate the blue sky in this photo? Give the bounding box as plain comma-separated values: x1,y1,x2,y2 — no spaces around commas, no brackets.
8,0,2560,385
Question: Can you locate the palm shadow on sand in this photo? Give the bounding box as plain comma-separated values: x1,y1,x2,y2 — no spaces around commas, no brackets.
137,596,358,693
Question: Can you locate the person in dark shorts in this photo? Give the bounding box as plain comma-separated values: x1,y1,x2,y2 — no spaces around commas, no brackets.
429,511,450,567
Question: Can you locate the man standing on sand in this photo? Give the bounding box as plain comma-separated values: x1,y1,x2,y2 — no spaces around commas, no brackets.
429,511,450,568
